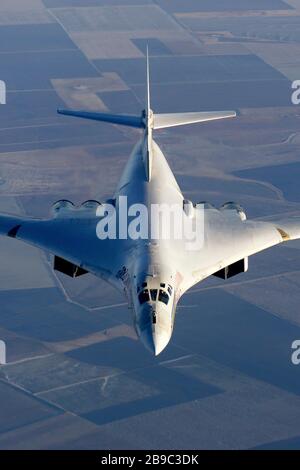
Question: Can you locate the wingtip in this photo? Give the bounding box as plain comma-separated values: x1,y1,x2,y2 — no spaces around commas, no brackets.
57,108,71,116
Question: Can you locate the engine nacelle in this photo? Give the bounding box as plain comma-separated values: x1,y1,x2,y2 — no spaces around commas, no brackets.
220,201,246,221
213,257,248,280
52,199,102,217
79,200,101,211
54,256,88,278
183,199,194,218
197,201,216,209
52,200,75,217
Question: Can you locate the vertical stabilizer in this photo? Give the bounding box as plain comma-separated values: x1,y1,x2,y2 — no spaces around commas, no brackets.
146,45,151,118
143,46,153,181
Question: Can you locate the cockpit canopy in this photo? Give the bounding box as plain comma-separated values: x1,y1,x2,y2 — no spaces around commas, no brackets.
137,282,173,306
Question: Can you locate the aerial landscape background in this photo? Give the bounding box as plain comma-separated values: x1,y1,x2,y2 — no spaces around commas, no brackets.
0,0,300,450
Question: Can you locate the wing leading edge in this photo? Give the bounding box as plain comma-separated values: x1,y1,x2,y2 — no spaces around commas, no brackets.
0,212,119,280
182,214,300,293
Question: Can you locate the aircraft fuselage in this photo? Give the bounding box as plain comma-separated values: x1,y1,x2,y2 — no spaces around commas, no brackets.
113,136,185,355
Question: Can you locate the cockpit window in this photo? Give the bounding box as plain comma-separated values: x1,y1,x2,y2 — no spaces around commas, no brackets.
138,290,150,304
138,283,171,305
137,282,148,293
150,289,158,301
158,289,169,305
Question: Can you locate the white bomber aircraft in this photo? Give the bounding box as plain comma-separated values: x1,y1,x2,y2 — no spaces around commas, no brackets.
1,53,300,356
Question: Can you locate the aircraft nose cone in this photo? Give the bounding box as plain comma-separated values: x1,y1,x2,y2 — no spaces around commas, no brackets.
153,327,171,356
140,327,156,355
140,325,171,356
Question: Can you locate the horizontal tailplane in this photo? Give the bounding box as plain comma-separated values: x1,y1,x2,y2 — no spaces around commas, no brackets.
153,110,236,130
57,109,144,129
58,109,236,131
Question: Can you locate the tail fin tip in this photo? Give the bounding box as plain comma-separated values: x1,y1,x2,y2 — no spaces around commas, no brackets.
146,45,151,115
